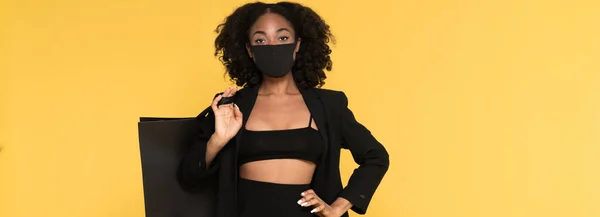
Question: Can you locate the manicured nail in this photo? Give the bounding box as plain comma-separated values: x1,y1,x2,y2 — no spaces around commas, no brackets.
310,208,317,213
297,199,302,205
301,192,305,196
301,202,308,207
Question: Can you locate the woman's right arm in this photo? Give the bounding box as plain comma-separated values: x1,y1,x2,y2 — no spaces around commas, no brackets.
177,108,221,188
178,87,242,187
204,134,228,167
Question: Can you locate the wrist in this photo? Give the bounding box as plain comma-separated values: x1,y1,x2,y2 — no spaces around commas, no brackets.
330,197,352,216
208,134,228,148
331,205,345,217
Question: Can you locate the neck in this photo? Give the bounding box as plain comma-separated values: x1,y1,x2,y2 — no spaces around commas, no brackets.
258,72,299,95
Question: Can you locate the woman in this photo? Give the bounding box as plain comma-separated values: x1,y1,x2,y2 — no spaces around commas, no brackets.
178,2,389,217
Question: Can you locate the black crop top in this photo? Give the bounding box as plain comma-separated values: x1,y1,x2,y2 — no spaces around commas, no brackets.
238,115,323,166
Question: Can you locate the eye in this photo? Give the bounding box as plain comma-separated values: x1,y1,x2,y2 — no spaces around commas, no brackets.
254,38,266,44
278,36,289,41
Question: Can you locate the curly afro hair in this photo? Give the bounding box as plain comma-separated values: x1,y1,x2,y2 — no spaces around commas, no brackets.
214,1,334,89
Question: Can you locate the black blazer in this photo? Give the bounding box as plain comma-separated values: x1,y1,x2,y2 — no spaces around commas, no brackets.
178,86,389,217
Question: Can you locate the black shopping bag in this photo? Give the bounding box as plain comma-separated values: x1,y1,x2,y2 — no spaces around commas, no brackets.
138,116,217,217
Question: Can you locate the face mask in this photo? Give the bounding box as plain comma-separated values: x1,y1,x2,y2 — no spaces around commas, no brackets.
250,42,297,78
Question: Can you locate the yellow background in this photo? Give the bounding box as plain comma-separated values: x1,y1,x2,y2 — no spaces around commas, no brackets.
1,0,599,217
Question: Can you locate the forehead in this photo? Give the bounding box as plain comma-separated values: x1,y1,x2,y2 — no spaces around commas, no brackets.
249,12,294,33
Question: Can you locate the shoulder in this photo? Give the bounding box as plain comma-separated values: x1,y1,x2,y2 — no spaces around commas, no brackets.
313,88,348,105
313,88,346,100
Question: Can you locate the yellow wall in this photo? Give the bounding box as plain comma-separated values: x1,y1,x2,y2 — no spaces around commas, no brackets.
1,0,599,217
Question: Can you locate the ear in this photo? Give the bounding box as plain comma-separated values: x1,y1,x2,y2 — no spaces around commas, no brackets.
246,43,253,59
295,38,302,52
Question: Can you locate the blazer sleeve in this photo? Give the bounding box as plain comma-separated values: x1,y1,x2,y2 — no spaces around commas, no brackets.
337,91,390,214
177,93,223,188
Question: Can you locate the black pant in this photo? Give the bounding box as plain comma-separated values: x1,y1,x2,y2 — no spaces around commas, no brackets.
237,178,315,217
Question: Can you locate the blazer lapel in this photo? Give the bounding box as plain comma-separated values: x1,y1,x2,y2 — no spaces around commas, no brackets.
235,86,259,126
300,88,330,156
230,85,258,215
233,86,259,148
233,85,259,157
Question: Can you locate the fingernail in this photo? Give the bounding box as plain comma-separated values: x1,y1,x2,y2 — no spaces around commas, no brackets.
301,192,305,196
310,208,317,213
301,202,308,207
297,200,302,205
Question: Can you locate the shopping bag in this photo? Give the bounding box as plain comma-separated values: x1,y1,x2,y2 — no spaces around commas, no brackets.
138,116,216,217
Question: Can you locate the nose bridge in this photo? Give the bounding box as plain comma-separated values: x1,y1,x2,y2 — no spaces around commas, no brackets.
266,33,278,45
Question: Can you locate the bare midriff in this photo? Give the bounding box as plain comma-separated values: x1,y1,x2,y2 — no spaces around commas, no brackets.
239,159,316,184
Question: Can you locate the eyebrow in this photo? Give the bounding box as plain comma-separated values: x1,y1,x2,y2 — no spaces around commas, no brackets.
276,28,291,33
252,28,292,36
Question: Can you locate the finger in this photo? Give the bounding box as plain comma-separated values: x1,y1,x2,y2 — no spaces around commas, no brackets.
310,204,326,214
229,87,236,97
223,87,231,97
233,103,242,119
300,192,316,201
301,189,315,197
229,86,238,97
299,189,317,206
297,194,316,206
301,198,321,207
211,94,223,111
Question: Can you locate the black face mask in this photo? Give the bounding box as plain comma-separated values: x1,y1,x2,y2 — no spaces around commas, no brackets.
250,42,297,78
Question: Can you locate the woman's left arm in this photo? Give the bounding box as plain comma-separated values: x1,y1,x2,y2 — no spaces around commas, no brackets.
335,91,390,215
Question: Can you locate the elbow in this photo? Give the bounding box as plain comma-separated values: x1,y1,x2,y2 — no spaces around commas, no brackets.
176,162,197,189
379,147,390,173
363,146,390,176
177,160,218,191
372,145,390,176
